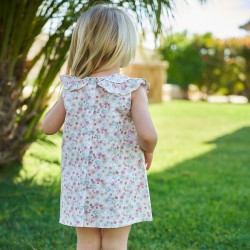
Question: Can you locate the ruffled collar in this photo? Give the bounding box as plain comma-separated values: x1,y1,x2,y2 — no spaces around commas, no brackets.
60,73,149,95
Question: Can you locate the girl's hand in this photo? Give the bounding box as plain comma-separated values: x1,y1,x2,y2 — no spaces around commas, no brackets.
144,151,154,171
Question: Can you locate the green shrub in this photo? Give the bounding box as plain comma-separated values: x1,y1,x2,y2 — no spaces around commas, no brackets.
159,32,250,98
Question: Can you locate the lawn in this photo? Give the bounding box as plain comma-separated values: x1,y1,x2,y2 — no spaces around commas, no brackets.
0,101,250,250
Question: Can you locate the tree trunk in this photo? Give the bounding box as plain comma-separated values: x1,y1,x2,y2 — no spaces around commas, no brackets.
0,0,73,165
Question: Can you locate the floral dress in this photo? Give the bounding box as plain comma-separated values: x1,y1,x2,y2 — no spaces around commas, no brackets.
59,73,153,228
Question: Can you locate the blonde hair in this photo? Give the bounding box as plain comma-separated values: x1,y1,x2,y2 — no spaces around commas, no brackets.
66,4,137,78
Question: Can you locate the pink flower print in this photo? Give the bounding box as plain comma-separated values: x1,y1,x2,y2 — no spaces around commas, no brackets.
59,74,152,227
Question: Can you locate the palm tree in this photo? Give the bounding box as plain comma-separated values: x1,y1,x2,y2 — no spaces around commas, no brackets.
0,0,206,166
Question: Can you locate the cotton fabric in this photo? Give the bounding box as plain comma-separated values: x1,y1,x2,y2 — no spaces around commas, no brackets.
59,73,153,228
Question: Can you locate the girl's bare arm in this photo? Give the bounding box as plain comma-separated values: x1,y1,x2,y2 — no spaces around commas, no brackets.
42,95,66,135
131,86,158,153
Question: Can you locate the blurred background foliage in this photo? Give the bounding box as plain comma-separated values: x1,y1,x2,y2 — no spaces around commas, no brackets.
0,0,180,166
159,33,250,98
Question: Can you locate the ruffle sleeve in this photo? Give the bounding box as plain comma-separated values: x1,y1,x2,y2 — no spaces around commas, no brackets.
60,75,88,91
59,74,150,95
97,76,150,95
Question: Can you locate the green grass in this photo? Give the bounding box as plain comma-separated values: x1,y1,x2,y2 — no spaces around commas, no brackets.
1,101,250,249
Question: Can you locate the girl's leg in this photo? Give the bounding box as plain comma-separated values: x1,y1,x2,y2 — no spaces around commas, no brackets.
101,225,131,250
76,227,102,250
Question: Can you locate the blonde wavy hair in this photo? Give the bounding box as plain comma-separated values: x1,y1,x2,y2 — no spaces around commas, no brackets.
66,4,137,78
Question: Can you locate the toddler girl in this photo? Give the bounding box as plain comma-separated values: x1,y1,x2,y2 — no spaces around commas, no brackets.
42,4,157,250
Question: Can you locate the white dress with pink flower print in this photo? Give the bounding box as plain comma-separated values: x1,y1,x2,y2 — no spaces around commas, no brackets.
59,73,153,228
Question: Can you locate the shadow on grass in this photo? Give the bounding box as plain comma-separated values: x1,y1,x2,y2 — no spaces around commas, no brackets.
0,161,23,183
0,127,250,249
0,170,76,249
130,126,250,250
130,127,250,249
0,131,61,183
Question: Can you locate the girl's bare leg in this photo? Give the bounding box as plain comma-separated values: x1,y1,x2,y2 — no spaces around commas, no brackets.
101,225,131,250
76,227,102,250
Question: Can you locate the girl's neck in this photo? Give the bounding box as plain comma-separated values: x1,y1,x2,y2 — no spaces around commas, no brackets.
89,67,120,77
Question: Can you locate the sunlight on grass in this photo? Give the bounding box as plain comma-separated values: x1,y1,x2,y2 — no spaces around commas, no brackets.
148,101,250,173
15,101,250,183
13,134,62,185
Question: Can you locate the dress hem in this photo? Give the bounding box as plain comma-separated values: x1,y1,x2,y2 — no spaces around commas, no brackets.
59,217,153,228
